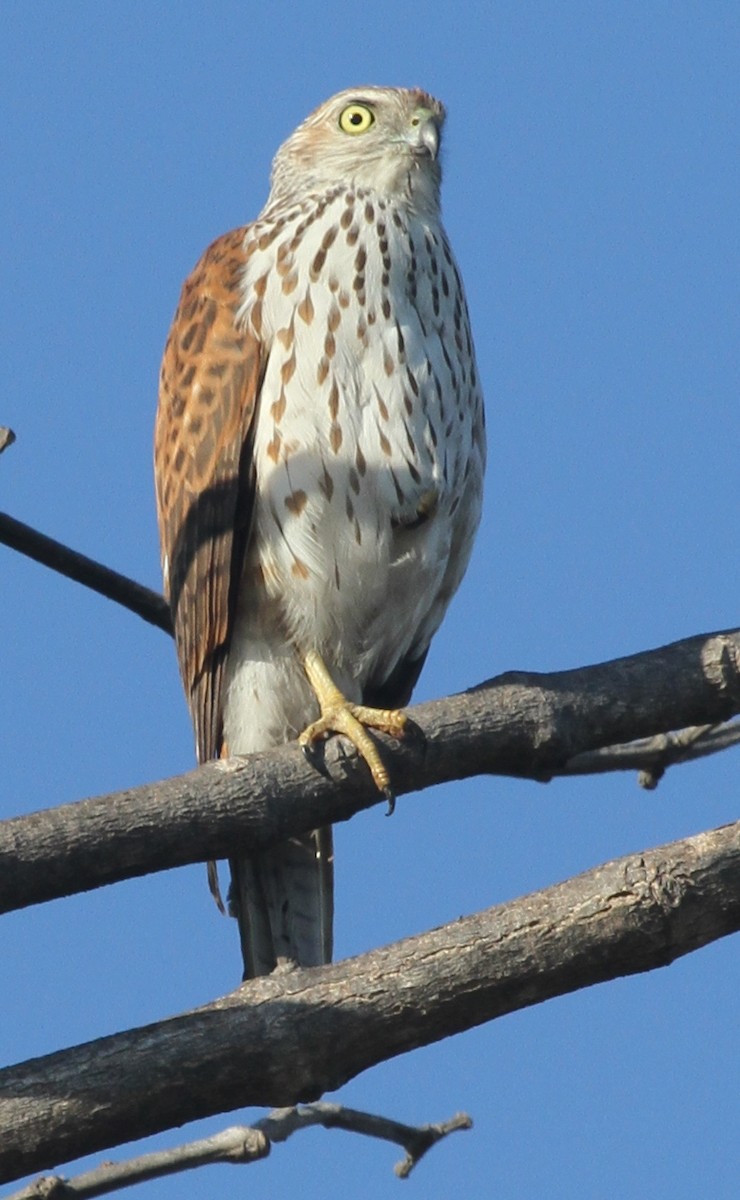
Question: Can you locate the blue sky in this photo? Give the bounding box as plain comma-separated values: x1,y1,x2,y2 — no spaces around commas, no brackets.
2,2,739,1196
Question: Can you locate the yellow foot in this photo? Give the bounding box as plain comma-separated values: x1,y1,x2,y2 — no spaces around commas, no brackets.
300,650,407,800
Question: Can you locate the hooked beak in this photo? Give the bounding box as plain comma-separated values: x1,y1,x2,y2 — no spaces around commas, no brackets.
419,116,440,159
408,110,441,159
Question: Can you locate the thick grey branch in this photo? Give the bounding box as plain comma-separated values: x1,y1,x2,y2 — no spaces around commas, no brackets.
2,628,740,915
2,497,738,798
1,820,737,1184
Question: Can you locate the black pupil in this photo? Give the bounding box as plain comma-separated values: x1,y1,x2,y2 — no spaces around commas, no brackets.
351,111,363,125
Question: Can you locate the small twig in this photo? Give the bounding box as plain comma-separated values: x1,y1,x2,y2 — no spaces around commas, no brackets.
254,1102,473,1178
5,1125,269,1200
6,1104,470,1199
0,511,172,635
561,720,740,787
0,426,16,454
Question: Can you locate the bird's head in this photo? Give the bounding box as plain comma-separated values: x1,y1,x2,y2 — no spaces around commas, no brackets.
269,86,445,213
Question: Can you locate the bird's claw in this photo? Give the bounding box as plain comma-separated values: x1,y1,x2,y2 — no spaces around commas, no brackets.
301,651,407,802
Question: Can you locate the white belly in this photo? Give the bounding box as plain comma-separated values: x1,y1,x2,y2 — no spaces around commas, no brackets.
222,190,484,756
222,426,465,754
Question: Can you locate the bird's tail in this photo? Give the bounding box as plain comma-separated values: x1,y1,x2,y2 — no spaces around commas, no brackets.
228,827,334,980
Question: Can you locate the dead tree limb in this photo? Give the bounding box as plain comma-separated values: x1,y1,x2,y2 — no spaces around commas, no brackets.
0,819,737,1183
2,627,739,915
2,498,739,806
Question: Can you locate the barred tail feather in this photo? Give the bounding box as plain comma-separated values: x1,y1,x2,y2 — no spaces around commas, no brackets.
229,827,333,980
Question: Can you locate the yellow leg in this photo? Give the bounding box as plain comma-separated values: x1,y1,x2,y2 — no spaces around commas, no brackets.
299,651,407,797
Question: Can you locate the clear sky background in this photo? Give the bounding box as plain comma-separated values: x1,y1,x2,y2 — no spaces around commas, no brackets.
2,2,738,1197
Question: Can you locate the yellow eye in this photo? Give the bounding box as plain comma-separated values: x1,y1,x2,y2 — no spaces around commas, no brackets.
338,103,375,135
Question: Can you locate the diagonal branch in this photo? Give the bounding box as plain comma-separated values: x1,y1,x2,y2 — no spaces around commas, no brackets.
1,819,737,1184
1,627,739,915
2,496,739,809
2,500,739,787
0,510,172,634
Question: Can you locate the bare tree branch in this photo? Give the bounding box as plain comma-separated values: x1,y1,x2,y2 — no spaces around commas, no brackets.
0,819,737,1184
7,1104,470,1199
252,1103,472,1179
0,510,171,634
1,627,739,915
4,1128,269,1200
2,474,738,1193
1,500,738,786
2,497,739,803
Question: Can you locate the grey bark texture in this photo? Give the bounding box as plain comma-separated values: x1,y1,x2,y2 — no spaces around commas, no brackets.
2,628,739,915
1,820,738,1182
1,627,739,1184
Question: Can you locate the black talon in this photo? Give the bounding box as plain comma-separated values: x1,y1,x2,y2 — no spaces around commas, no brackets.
403,718,426,747
384,787,396,816
301,739,332,781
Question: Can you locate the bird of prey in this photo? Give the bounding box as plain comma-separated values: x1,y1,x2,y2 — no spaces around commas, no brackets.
154,86,485,979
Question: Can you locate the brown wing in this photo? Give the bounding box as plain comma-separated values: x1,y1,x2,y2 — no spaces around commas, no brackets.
154,227,264,763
